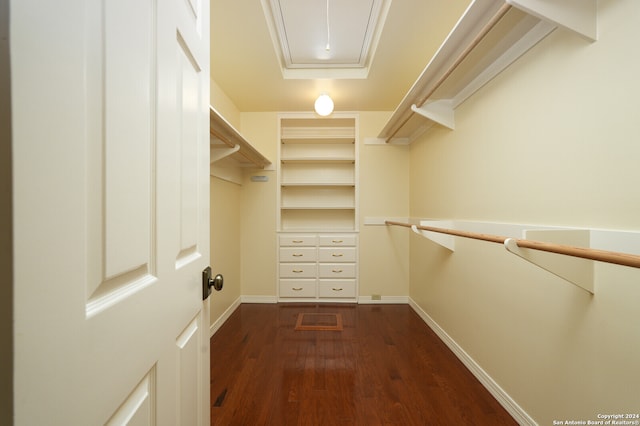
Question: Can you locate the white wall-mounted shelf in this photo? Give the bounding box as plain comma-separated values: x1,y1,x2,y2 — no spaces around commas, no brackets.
210,106,272,184
378,0,597,144
387,219,640,295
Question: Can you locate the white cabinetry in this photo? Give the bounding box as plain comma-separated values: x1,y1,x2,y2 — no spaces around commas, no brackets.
317,235,357,300
277,113,359,302
278,233,358,302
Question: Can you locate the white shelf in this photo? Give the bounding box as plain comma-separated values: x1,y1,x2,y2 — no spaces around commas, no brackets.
281,122,356,144
281,142,355,164
281,159,355,164
278,112,358,233
210,106,271,169
280,182,355,187
281,206,356,210
378,0,597,143
396,219,640,295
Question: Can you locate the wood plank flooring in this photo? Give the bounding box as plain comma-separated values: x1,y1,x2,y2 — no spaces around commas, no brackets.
210,303,516,425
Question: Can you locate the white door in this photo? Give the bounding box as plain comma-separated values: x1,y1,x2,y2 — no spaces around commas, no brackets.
11,0,211,424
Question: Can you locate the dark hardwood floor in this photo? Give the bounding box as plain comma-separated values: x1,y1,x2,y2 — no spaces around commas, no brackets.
210,303,516,425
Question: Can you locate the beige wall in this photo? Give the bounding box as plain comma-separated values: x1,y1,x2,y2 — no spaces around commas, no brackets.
209,176,242,326
238,113,278,297
210,77,240,128
358,112,410,299
408,0,640,423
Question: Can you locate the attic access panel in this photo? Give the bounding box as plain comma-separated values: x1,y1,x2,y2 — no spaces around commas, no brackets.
263,0,389,77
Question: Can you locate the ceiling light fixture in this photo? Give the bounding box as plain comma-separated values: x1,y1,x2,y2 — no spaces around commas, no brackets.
314,93,334,116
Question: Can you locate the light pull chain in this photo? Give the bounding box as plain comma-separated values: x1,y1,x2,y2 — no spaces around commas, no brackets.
325,0,331,51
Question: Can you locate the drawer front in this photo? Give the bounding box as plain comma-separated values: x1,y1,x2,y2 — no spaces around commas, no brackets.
279,247,317,262
279,234,317,246
318,234,356,247
318,247,356,263
318,263,356,278
318,280,356,298
279,280,316,298
279,263,317,278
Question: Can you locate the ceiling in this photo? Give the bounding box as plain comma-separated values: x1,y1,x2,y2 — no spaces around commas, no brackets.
211,0,471,113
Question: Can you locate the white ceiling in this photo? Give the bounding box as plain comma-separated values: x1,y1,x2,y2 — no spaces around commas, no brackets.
211,0,471,112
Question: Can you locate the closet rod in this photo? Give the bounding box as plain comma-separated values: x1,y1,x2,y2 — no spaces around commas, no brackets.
385,221,640,270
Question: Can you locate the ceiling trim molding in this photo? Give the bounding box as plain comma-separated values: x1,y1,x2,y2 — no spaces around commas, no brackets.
261,0,392,80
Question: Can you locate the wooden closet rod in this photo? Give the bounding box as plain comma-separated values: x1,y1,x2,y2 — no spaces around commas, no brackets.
385,220,640,270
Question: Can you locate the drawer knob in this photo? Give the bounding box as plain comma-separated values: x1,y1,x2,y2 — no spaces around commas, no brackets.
332,253,343,257
332,288,343,291
292,287,303,291
292,253,304,257
292,240,303,243
332,240,343,243
332,269,343,273
293,269,304,273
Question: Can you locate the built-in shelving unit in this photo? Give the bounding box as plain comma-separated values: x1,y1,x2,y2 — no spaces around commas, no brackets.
277,113,359,302
278,114,358,231
210,106,271,184
378,0,597,144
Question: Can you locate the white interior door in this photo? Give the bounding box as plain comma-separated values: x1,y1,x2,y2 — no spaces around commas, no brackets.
11,0,211,424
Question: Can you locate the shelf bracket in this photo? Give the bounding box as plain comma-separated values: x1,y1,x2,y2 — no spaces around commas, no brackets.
508,0,598,42
411,101,455,130
504,228,594,294
210,144,240,164
412,221,455,252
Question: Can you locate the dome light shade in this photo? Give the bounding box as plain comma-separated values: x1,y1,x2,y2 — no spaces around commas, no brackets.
314,94,334,116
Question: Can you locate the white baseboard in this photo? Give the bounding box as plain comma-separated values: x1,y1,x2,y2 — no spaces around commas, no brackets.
209,297,241,338
240,295,278,304
358,295,409,304
408,298,536,426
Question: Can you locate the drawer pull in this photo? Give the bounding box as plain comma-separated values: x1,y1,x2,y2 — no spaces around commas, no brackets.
332,253,343,257
293,269,304,273
292,287,303,291
292,253,304,257
332,288,343,291
332,269,343,273
292,240,304,243
332,240,343,243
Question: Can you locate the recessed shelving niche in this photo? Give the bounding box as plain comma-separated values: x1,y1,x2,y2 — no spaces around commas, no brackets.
278,113,358,231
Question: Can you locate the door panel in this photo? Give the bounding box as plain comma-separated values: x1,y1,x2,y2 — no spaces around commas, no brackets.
106,368,157,426
103,0,155,279
176,315,203,425
177,33,202,265
85,0,158,316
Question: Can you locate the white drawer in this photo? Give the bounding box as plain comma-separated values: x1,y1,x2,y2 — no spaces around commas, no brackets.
318,280,356,298
279,247,317,262
318,234,356,247
279,280,316,298
279,263,317,278
318,247,356,263
279,234,317,246
318,263,356,278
